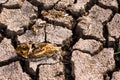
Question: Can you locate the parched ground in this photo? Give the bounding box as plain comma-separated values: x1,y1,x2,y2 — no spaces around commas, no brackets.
0,0,120,80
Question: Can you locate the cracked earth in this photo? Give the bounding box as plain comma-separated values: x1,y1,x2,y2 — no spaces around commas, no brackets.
0,0,120,80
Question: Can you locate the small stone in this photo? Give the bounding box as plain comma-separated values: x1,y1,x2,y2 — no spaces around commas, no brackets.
73,38,102,55
35,19,46,27
107,13,120,38
0,38,16,61
88,5,112,23
46,24,72,45
0,61,30,80
111,71,120,80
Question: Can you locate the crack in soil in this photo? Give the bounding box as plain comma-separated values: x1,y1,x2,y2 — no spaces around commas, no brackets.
97,1,118,13
61,17,79,80
19,60,37,80
74,0,77,4
117,0,120,13
0,56,19,67
85,0,97,12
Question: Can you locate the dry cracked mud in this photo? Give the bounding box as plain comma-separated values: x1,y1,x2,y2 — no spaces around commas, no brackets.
0,0,120,80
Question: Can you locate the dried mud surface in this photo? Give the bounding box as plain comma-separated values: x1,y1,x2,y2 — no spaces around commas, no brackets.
0,0,120,80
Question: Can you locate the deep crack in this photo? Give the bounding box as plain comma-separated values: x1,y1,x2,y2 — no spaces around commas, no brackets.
0,56,19,67
102,22,109,48
20,60,37,80
74,0,77,4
